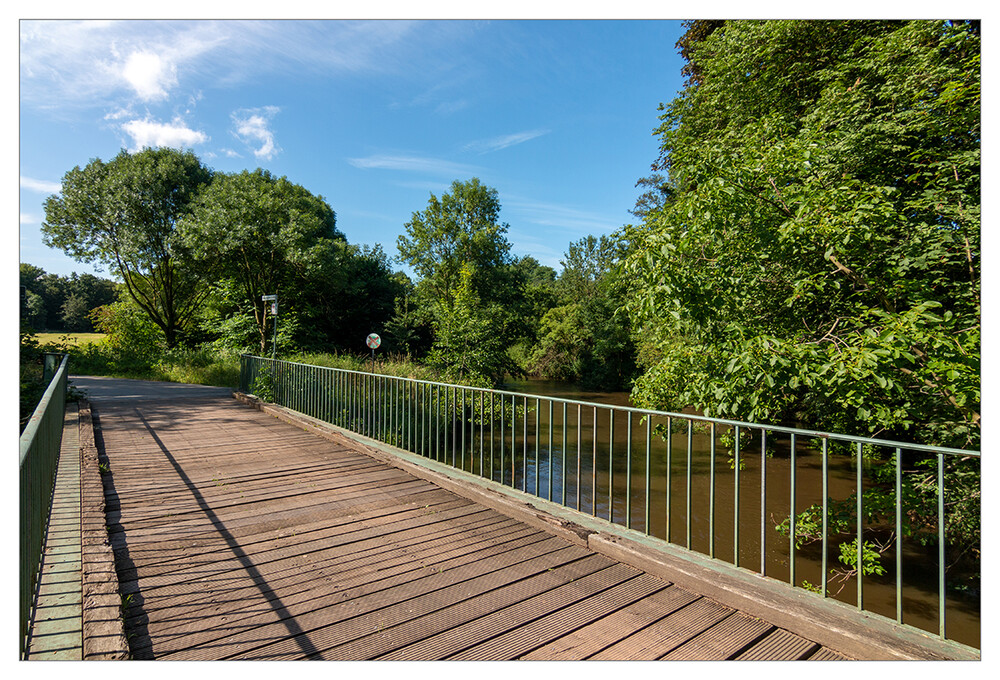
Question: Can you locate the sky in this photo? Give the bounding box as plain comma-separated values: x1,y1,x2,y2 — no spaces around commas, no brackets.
17,17,688,281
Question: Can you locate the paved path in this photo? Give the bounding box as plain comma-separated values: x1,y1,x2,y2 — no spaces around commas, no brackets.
77,377,849,661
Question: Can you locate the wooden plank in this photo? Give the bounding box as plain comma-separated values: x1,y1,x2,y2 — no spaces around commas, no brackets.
450,573,669,660
152,536,582,659
521,583,701,660
589,597,731,660
734,628,820,660
808,647,852,660
661,612,773,660
377,562,638,661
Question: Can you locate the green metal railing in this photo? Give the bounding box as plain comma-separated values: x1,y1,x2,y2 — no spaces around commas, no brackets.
240,354,980,647
19,353,69,657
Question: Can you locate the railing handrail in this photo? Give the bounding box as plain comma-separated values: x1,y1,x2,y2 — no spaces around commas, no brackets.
19,354,70,464
240,353,981,649
240,355,979,458
19,352,69,658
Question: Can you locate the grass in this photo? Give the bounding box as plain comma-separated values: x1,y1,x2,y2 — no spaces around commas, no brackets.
33,331,106,347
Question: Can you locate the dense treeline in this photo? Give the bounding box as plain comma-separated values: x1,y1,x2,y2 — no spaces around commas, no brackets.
35,154,638,390
27,18,978,597
623,19,980,449
621,18,980,589
19,264,117,332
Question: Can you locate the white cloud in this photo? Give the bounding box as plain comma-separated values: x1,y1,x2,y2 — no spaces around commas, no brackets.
19,20,445,113
122,50,178,101
121,117,209,150
347,154,480,176
464,129,550,154
20,176,62,194
231,107,281,160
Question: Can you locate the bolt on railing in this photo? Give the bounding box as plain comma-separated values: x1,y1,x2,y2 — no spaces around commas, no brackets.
240,354,980,648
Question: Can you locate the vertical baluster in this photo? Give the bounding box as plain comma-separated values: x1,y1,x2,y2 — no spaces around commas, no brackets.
895,446,903,624
562,402,568,507
523,396,529,492
686,420,693,550
938,452,946,638
576,404,582,512
609,410,615,524
822,438,829,598
666,416,672,544
592,406,598,517
547,400,553,501
790,433,797,587
734,426,741,567
489,392,495,482
625,413,632,529
710,422,716,559
761,429,768,576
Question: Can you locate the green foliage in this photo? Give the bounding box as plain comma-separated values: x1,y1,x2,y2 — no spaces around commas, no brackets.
42,148,213,347
525,234,637,390
178,168,345,354
20,263,117,333
397,179,524,386
623,20,980,448
426,265,520,387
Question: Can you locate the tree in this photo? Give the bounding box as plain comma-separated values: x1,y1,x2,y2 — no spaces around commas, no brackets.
178,168,345,354
397,178,514,316
527,234,637,390
623,20,980,448
397,178,523,385
42,148,213,347
621,19,980,587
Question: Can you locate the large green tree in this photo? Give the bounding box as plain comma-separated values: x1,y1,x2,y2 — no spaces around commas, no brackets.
42,148,213,347
396,178,522,385
178,168,346,354
623,20,980,449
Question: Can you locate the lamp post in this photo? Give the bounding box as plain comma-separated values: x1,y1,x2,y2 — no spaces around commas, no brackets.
262,294,278,359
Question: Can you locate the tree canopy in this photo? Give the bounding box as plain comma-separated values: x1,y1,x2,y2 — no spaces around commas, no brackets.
178,168,345,353
396,178,522,385
622,20,980,448
42,147,213,347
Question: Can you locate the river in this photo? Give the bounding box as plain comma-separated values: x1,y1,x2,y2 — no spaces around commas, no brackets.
493,377,980,649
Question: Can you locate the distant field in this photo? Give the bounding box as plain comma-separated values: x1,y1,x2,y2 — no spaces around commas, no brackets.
34,332,105,347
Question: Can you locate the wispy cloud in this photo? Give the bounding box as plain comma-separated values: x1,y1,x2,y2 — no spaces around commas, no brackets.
505,196,623,235
347,154,480,177
231,107,281,160
20,176,62,194
122,117,209,150
19,20,444,113
464,129,550,154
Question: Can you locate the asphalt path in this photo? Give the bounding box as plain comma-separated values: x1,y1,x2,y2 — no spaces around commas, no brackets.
68,375,234,402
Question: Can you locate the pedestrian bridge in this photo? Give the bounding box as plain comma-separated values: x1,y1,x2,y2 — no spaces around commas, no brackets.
21,361,980,660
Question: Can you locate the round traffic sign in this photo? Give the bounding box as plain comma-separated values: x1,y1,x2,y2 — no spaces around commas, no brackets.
366,333,381,349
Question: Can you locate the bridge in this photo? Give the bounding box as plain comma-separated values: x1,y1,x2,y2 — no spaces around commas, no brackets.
20,358,980,660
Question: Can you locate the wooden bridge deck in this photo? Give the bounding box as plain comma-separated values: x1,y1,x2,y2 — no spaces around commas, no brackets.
85,389,853,661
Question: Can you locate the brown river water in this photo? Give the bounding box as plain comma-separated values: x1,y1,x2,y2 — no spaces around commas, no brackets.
438,378,982,649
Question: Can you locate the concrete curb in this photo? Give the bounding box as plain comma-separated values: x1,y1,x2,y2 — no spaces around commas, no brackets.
233,392,980,662
78,400,129,660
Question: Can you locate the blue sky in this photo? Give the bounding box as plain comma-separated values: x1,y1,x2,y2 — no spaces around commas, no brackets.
18,18,688,280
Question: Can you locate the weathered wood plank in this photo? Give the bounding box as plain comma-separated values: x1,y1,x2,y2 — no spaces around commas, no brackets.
90,393,859,661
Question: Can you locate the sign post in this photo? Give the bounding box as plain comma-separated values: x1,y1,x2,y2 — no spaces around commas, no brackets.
366,333,381,372
262,295,278,359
